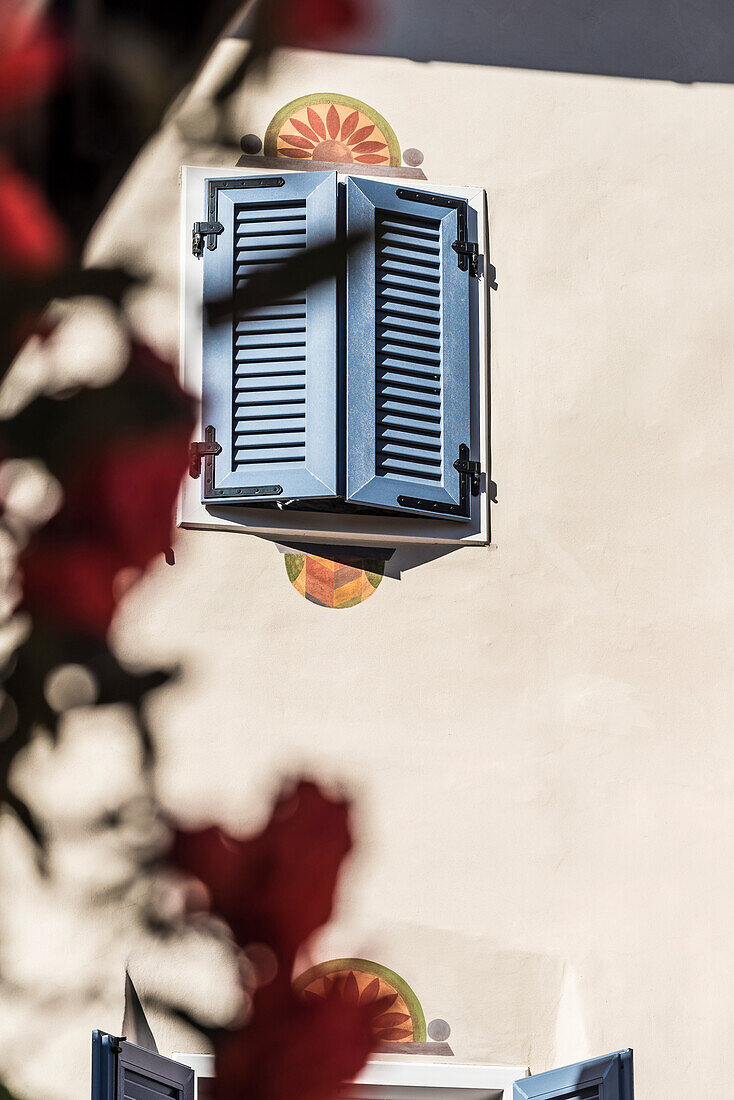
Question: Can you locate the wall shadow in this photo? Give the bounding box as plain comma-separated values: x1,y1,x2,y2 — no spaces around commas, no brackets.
234,0,734,85
268,538,459,579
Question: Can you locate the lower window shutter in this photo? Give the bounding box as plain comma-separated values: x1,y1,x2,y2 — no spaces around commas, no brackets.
201,172,339,504
346,177,474,520
514,1049,634,1100
92,1032,194,1100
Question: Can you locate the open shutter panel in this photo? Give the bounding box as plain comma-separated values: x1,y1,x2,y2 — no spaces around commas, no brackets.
201,172,338,503
346,177,474,520
514,1050,634,1100
92,1032,194,1100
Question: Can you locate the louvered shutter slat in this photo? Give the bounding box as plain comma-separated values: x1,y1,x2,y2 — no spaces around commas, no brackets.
236,230,307,247
201,173,338,503
125,1078,178,1100
236,335,306,351
346,174,474,520
378,295,439,317
236,409,305,426
377,327,442,351
379,347,441,367
235,348,306,365
235,367,305,382
236,317,306,335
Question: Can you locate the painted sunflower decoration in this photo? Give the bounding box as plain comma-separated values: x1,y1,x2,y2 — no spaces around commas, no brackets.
264,93,401,166
295,959,427,1043
294,958,454,1054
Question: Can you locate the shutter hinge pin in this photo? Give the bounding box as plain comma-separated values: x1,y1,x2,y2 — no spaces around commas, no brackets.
451,239,479,277
454,444,481,495
189,425,222,478
192,220,224,258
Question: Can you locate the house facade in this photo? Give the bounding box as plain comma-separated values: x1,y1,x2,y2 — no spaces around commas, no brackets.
4,4,732,1099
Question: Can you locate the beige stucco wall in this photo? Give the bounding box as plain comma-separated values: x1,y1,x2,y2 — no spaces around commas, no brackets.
3,26,733,1100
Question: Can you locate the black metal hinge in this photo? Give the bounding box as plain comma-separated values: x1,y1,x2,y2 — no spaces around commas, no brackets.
453,444,481,495
192,175,286,258
192,425,283,499
189,425,222,478
451,202,479,275
192,221,223,258
395,187,479,277
398,444,481,518
451,239,479,277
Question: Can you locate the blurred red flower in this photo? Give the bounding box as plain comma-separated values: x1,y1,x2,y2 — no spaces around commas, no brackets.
0,3,68,115
243,0,365,78
0,157,68,274
0,4,69,273
19,342,195,637
278,0,363,45
173,780,352,971
175,779,374,1100
213,980,373,1100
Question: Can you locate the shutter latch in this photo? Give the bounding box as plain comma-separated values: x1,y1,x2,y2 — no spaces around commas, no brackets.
451,200,479,276
453,444,481,496
192,220,224,258
189,425,222,478
451,239,479,277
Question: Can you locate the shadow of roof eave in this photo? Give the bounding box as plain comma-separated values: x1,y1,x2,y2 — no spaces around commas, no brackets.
231,0,734,85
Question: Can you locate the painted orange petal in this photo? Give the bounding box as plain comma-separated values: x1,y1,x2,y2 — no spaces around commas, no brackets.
307,107,327,138
278,148,312,158
289,116,321,142
370,992,398,1013
326,104,341,139
302,991,325,1004
340,110,360,140
360,977,380,1003
281,133,316,149
347,124,375,145
378,1027,414,1041
343,971,360,1004
350,140,388,153
355,155,390,163
372,1012,411,1027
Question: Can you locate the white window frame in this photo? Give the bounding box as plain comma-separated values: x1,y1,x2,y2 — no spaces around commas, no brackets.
179,165,490,547
172,1054,528,1100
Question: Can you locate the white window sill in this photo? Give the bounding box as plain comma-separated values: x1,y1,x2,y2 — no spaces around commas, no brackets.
172,1054,528,1100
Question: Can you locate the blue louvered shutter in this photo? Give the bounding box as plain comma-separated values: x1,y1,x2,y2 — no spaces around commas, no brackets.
201,172,338,503
345,178,474,520
514,1050,634,1100
92,1032,194,1100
